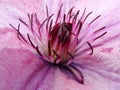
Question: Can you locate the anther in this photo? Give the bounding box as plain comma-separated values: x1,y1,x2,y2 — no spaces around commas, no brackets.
27,33,36,48
19,18,28,27
87,41,93,55
94,32,107,41
94,26,106,33
89,15,101,25
55,4,63,23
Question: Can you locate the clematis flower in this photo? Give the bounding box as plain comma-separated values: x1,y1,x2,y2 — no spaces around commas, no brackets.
1,0,120,90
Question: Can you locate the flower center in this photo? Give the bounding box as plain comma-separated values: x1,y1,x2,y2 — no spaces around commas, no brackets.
48,22,73,64
10,4,108,84
10,4,107,66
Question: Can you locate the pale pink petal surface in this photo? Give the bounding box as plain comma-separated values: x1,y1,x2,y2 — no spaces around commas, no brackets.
0,0,120,90
0,48,91,90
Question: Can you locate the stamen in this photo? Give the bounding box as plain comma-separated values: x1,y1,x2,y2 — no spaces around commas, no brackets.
77,21,82,35
80,8,86,20
10,24,28,43
55,4,63,23
28,13,32,23
63,14,66,22
38,18,48,32
48,19,53,34
9,23,18,31
87,41,93,55
64,23,72,31
19,18,28,27
60,65,84,84
27,33,36,48
48,40,51,56
16,24,21,40
94,26,106,33
36,46,43,56
70,64,84,84
67,6,74,19
67,52,74,59
37,17,44,38
89,15,101,25
94,32,107,41
53,50,60,58
30,14,34,32
35,13,40,25
83,11,93,23
39,14,54,33
17,32,28,44
46,14,54,32
72,10,80,24
46,5,49,17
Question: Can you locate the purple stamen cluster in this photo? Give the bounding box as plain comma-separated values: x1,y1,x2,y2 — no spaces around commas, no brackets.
10,4,107,84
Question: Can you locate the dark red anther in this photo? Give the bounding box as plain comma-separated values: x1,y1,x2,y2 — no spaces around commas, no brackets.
50,22,72,47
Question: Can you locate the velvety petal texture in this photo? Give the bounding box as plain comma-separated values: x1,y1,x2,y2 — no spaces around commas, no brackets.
0,0,120,90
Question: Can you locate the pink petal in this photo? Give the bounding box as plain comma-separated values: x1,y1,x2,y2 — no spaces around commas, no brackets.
0,48,91,90
73,51,120,90
0,28,30,50
0,0,77,28
1,0,120,90
73,0,120,57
